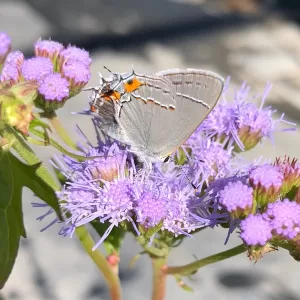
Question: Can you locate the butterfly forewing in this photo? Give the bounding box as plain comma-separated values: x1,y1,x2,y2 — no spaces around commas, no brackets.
116,69,224,160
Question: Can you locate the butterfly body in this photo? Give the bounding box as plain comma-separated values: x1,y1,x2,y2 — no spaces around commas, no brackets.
88,68,225,166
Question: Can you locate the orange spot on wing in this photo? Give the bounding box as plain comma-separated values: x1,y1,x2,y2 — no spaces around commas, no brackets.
124,78,143,93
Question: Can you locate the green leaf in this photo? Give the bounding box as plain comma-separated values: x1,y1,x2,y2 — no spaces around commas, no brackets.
0,151,20,289
9,152,61,218
0,150,61,289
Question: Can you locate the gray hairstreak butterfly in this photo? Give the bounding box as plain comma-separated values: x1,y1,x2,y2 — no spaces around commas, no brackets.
87,68,224,169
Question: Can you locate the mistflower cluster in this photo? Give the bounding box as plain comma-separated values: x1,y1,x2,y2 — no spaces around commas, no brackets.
200,79,294,151
21,46,297,262
50,139,214,249
0,34,91,111
191,155,300,260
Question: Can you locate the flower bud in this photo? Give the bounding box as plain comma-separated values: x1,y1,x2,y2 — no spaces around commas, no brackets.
0,32,11,65
35,73,70,111
61,60,91,97
21,57,53,82
1,96,34,134
275,156,300,196
247,243,276,261
34,39,63,68
57,45,91,72
8,81,38,104
240,214,272,246
249,164,283,207
219,180,253,218
263,199,300,240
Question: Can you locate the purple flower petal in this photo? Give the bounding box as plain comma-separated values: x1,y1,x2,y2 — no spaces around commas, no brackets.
219,180,253,214
264,199,300,239
35,39,64,59
0,32,11,61
22,57,53,81
240,214,272,246
38,73,69,101
59,46,92,67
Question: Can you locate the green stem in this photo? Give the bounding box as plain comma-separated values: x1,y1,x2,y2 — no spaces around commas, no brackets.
43,110,77,150
167,244,246,276
152,257,168,300
2,125,60,191
2,125,122,299
76,226,122,300
29,128,91,162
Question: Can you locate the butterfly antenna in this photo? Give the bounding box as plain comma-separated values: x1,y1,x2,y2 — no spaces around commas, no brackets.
82,86,97,92
103,66,112,73
167,156,197,191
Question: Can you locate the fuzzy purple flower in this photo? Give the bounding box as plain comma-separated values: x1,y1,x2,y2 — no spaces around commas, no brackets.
60,140,131,182
219,181,253,218
249,164,283,205
0,51,24,83
240,214,272,246
162,185,212,235
34,39,64,61
133,183,168,228
58,46,92,69
182,137,232,189
21,57,53,81
201,80,294,151
38,73,69,101
5,51,24,67
264,199,300,239
0,32,11,63
62,60,91,93
0,63,20,83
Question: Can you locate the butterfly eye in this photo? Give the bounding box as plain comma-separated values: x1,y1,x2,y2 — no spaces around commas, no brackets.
127,79,133,85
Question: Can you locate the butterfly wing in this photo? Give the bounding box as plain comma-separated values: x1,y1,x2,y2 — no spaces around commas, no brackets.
116,69,224,160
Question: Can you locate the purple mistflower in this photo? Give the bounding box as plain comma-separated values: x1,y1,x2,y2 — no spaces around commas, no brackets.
34,39,64,60
0,62,20,83
57,178,104,237
175,135,233,191
0,51,24,83
249,164,283,206
5,50,24,67
185,137,232,188
264,199,300,239
240,214,272,246
57,167,136,249
21,57,53,81
249,164,283,190
133,182,169,228
62,60,91,87
219,181,253,216
59,46,92,67
200,102,238,147
0,32,11,63
57,137,132,182
161,185,212,235
38,73,69,101
200,79,294,151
